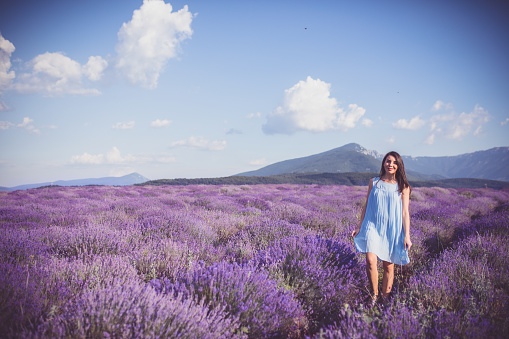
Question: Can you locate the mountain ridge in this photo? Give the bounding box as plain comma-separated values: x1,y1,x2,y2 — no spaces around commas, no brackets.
1,172,150,191
237,143,509,181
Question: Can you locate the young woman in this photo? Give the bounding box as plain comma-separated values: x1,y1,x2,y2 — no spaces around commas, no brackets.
351,151,412,305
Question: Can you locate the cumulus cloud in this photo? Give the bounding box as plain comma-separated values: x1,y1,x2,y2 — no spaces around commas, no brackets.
71,146,175,166
432,100,453,111
500,118,509,126
426,104,490,144
0,34,15,110
112,121,135,129
392,115,426,130
362,118,373,127
262,76,366,134
82,56,108,81
14,52,105,96
106,146,136,164
115,0,193,88
0,34,15,90
70,152,104,165
150,119,172,127
170,136,226,151
446,105,489,140
71,146,136,165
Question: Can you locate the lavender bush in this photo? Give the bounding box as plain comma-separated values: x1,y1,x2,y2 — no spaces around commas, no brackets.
153,261,306,338
0,184,507,337
36,279,240,339
254,235,363,331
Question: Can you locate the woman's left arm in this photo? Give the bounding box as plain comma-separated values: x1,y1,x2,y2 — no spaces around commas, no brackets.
401,187,412,251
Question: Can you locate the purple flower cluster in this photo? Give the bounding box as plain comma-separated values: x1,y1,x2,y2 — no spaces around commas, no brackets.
153,261,306,337
254,235,363,331
37,279,240,338
0,184,508,337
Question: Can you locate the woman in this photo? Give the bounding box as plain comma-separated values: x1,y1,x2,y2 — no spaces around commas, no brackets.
351,151,412,305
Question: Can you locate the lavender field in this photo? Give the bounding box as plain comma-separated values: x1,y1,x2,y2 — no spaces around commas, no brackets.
1,183,508,338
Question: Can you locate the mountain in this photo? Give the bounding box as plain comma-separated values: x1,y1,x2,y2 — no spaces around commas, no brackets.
237,143,383,176
402,147,509,181
236,143,509,182
2,172,150,191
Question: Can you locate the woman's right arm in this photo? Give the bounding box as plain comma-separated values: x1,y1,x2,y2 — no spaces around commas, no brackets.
351,178,373,238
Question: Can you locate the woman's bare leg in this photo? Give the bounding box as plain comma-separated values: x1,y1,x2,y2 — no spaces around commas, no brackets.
365,252,379,297
381,261,394,298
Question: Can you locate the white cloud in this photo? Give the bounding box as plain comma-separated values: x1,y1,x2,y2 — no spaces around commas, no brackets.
150,119,172,127
427,104,490,142
500,118,509,126
445,105,489,140
115,0,194,88
170,136,226,151
17,117,33,128
0,117,40,133
71,147,176,166
82,56,108,81
112,121,135,129
70,146,136,165
246,112,261,119
262,76,366,134
362,118,373,127
387,136,396,143
0,34,15,90
106,146,136,164
0,120,14,130
249,158,268,166
14,52,102,96
0,34,15,111
431,100,453,111
392,115,426,130
17,117,39,134
70,152,104,165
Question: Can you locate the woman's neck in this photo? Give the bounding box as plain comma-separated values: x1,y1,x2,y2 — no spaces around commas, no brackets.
382,174,397,183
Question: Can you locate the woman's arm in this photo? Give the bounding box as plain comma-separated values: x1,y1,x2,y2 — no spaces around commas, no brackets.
351,178,373,238
401,186,412,250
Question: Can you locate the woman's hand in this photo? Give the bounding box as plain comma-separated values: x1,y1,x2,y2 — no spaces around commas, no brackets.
351,228,360,238
404,236,412,251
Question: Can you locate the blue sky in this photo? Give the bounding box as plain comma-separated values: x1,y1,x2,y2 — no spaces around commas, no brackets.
0,0,508,186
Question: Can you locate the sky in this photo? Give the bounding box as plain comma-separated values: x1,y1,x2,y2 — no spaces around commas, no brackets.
0,0,508,187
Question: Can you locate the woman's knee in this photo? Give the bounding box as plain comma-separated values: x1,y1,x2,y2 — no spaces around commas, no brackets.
383,261,394,272
366,253,378,267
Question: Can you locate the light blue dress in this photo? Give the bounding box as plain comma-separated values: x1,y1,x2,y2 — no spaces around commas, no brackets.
354,177,410,265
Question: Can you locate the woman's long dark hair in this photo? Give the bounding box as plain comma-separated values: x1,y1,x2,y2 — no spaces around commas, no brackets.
379,151,410,193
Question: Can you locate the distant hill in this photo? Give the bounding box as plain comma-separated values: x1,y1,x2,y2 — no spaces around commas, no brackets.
236,143,509,181
2,172,150,191
402,147,509,181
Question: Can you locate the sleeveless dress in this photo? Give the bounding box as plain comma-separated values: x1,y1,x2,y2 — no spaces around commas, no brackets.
354,177,410,265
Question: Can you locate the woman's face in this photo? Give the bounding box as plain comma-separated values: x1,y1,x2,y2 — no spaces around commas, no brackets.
384,155,398,176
